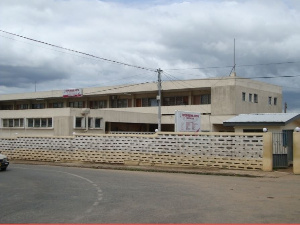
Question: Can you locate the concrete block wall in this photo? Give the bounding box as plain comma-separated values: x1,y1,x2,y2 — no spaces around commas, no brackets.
0,132,265,170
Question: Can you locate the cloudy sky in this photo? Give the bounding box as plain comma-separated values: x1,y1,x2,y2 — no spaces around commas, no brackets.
0,0,299,112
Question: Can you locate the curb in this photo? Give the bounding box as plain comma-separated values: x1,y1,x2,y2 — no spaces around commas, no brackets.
10,160,291,178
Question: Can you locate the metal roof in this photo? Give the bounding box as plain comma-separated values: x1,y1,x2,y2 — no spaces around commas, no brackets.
223,113,300,126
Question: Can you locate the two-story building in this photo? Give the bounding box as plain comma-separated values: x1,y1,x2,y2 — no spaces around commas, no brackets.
0,75,282,137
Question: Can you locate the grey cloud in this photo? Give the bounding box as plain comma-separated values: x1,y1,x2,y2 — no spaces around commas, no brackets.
0,64,69,88
0,0,299,110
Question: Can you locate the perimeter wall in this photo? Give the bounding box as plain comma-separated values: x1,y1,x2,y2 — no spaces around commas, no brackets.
0,132,273,171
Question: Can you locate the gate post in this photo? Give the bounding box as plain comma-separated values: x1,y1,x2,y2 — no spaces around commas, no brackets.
263,132,273,171
293,132,300,175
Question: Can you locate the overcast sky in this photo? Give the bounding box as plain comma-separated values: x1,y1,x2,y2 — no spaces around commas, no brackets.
0,0,299,112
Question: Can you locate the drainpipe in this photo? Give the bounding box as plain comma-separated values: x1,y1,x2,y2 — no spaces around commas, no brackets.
81,108,90,132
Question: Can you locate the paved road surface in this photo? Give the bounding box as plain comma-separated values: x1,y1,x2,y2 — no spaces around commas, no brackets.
1,164,299,223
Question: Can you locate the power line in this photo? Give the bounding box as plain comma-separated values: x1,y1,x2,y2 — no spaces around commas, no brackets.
165,65,233,71
165,61,300,71
245,74,300,79
0,29,156,72
85,71,156,88
163,71,199,89
84,81,156,95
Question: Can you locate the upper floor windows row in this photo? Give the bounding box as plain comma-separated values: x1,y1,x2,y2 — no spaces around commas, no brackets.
269,97,278,105
242,92,258,103
75,117,103,129
2,118,24,127
193,94,211,105
136,98,158,107
1,118,52,128
0,94,212,110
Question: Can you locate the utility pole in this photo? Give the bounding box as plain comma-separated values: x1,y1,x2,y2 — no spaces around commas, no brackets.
157,68,162,132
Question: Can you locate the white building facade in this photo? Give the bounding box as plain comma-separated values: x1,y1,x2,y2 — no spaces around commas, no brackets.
0,76,282,137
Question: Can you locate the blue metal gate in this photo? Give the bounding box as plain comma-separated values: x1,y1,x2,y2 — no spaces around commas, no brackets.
273,131,293,168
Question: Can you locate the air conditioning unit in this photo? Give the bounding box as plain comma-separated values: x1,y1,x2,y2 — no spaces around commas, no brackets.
81,108,90,115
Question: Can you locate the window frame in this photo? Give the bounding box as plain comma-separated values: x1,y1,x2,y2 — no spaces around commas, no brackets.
75,117,85,128
268,97,272,105
87,117,103,129
254,94,258,103
69,101,84,108
31,103,45,109
1,118,24,128
274,97,277,106
26,118,52,128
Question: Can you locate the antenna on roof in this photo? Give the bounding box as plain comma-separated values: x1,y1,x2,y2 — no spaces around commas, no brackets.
284,102,287,113
230,38,236,77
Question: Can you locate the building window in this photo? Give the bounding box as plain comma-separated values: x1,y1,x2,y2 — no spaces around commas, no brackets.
163,96,188,106
111,99,129,108
268,97,272,105
2,118,24,128
75,117,84,128
88,118,92,128
32,103,45,109
88,118,102,128
142,98,149,107
14,119,24,127
95,118,101,128
254,94,258,103
136,99,142,107
201,94,211,104
69,101,84,108
249,94,253,102
27,118,52,128
242,92,246,101
90,100,107,109
136,98,158,107
28,119,34,127
0,105,13,110
52,102,64,108
149,98,157,106
34,118,41,127
163,97,175,106
17,104,29,110
274,97,277,105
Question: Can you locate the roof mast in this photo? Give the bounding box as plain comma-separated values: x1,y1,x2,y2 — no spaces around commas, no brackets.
230,38,237,77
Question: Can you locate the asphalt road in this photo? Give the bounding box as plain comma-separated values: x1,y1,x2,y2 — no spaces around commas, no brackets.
1,163,300,223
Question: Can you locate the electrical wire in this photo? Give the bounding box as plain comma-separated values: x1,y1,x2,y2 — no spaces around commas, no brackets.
85,70,156,88
165,61,300,71
84,81,156,95
244,74,300,79
0,29,157,72
163,71,199,89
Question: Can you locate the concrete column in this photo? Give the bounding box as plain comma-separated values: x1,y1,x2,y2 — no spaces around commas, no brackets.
188,91,192,105
262,132,273,171
131,94,135,107
293,132,300,175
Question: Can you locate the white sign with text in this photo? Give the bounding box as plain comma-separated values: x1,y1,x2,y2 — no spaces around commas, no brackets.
63,88,83,98
175,110,201,132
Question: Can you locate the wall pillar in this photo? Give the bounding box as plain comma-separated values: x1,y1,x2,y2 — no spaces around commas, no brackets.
262,132,273,171
188,91,192,105
293,132,300,175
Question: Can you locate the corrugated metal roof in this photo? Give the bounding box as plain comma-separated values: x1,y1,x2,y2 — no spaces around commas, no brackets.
224,113,300,124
